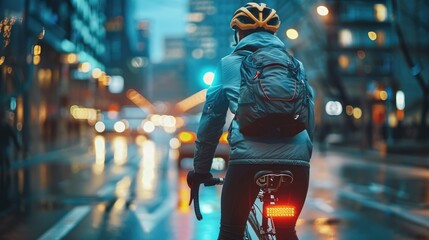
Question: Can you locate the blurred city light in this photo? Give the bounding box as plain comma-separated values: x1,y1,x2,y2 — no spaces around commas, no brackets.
338,55,350,69
38,27,45,40
192,48,204,59
357,50,366,59
93,135,106,175
396,91,405,110
78,62,91,72
374,4,388,22
140,141,157,199
325,101,343,116
65,53,78,64
131,57,147,68
188,12,205,22
113,121,126,133
388,112,398,127
178,131,196,143
352,107,363,119
175,89,207,113
346,105,354,116
92,68,102,79
142,120,155,133
169,138,181,149
126,89,155,113
203,71,215,85
316,5,329,16
113,136,128,165
379,90,388,100
368,31,377,41
33,45,41,55
286,28,299,40
109,75,124,93
10,97,16,111
339,29,353,46
94,121,106,133
70,105,98,121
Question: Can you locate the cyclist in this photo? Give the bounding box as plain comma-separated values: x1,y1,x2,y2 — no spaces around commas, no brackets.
187,2,314,239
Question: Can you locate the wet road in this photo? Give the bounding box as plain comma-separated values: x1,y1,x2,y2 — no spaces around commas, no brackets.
0,130,428,240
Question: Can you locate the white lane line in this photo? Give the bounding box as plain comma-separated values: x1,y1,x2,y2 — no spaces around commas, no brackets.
37,206,91,240
96,184,116,197
134,194,178,233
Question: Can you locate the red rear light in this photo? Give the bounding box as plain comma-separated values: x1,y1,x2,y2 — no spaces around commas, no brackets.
265,205,295,217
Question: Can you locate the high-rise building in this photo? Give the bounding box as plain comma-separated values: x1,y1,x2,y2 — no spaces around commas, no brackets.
185,0,218,94
276,0,428,146
0,0,107,149
104,1,151,107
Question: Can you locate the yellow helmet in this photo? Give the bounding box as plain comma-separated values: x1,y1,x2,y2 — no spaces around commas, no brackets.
230,2,280,33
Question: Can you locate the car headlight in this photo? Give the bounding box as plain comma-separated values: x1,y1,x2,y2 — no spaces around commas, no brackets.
95,121,106,133
114,121,126,133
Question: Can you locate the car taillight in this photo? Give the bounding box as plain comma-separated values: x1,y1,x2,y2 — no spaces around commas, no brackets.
265,205,295,218
178,131,196,143
219,132,228,144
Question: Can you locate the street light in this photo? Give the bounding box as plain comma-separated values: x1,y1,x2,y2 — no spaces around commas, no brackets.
203,71,215,86
286,28,299,40
317,5,329,16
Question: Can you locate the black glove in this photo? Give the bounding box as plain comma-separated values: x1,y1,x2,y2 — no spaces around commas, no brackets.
187,170,213,188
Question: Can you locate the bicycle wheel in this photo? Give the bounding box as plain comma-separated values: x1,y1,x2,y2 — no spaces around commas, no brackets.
247,211,263,240
243,225,252,240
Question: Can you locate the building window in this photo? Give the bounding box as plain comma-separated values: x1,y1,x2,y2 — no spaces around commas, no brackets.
374,4,388,22
339,29,353,46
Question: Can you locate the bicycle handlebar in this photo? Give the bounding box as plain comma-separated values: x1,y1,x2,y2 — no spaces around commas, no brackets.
189,177,224,220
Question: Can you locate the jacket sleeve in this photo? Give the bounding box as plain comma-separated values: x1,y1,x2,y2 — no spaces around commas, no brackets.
193,65,229,174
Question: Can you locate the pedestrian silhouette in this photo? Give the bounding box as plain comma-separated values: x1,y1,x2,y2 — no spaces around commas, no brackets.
0,110,21,210
0,111,21,172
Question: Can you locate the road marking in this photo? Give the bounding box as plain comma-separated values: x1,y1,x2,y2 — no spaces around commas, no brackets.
311,198,334,213
134,194,178,233
96,184,116,197
38,205,91,240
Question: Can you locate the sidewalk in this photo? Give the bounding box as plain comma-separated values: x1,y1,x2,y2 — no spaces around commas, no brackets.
330,146,429,234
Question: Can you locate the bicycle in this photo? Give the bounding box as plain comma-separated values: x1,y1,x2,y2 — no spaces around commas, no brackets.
189,170,295,240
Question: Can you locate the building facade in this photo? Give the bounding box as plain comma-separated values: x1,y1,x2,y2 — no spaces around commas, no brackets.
276,0,429,147
0,0,106,153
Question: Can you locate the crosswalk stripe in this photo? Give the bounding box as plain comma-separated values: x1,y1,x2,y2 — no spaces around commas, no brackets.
37,206,91,240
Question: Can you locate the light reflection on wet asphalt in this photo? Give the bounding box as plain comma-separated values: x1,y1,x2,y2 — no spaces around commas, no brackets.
0,131,428,239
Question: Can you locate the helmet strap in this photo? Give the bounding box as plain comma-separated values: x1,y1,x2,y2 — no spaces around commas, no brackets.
232,30,239,46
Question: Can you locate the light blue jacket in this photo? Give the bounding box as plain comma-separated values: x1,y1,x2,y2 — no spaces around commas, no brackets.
194,31,313,174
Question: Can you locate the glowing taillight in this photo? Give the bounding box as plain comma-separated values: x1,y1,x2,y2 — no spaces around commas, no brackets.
178,131,196,143
265,205,295,217
219,132,228,144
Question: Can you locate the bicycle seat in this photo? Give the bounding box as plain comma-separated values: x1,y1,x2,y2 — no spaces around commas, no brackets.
254,170,294,188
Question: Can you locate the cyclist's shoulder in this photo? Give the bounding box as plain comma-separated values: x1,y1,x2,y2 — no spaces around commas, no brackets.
217,54,242,83
221,52,243,65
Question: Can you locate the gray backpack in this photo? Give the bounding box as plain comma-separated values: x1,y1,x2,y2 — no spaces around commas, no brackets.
235,47,314,139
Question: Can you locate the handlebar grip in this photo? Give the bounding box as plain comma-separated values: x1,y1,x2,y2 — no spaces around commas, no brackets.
191,178,223,221
193,185,203,220
203,177,224,186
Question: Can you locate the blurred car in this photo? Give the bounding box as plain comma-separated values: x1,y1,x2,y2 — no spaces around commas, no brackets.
94,107,150,136
94,111,125,134
175,114,230,170
120,106,150,136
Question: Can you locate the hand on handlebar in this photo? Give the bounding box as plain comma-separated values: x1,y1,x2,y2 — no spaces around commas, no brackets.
186,170,213,189
187,170,224,221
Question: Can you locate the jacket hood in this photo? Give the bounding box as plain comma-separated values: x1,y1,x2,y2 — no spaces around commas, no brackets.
234,31,285,51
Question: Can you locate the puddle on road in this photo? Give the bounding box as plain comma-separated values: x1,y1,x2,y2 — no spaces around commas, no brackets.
340,164,429,206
